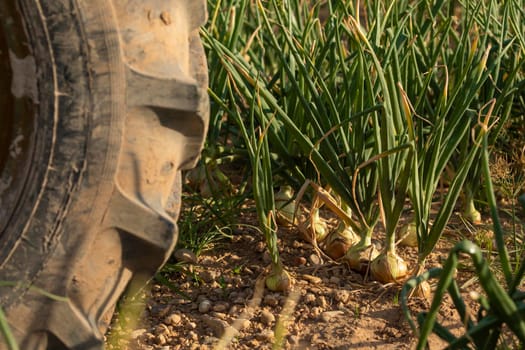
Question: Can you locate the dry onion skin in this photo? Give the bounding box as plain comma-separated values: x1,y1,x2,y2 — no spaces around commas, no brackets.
275,185,299,226
323,223,360,260
370,251,408,283
344,243,380,273
398,222,418,247
298,208,328,243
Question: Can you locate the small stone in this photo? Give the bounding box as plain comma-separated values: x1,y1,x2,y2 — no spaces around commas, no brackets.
294,256,307,266
256,329,274,342
155,334,167,346
310,306,322,318
239,318,251,330
188,331,199,341
316,295,328,308
164,313,182,326
203,315,238,338
174,248,197,264
154,324,170,336
229,304,241,315
289,335,300,345
199,270,218,283
212,302,229,313
160,347,170,350
255,241,266,253
308,254,321,265
321,310,344,322
260,309,275,325
304,293,316,304
199,300,212,313
188,321,197,329
302,274,322,284
211,312,227,319
263,294,279,306
233,296,245,305
292,240,303,248
334,290,350,303
149,304,171,318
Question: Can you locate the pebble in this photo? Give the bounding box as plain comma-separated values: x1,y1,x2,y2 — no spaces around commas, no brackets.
310,306,322,318
164,313,182,326
260,309,275,325
255,241,266,253
293,256,307,266
256,329,274,342
289,335,300,345
233,296,245,305
316,295,328,308
229,304,241,314
302,274,322,284
304,293,316,304
263,294,280,306
212,302,229,313
199,270,218,283
334,290,351,303
239,318,251,330
174,248,197,264
308,254,321,265
321,310,344,322
155,334,167,346
202,315,239,338
149,304,171,318
211,312,227,319
188,331,199,341
199,300,212,313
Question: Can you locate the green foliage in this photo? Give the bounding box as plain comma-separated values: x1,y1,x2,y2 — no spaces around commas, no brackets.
203,0,524,267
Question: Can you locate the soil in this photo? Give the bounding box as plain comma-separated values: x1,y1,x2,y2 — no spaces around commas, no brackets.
104,199,516,350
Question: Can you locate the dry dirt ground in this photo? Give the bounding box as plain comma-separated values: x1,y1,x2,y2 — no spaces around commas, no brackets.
104,203,513,350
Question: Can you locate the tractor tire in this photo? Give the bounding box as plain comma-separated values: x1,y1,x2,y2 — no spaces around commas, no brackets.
0,1,208,349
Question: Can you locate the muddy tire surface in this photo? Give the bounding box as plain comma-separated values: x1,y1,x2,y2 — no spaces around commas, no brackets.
0,1,208,348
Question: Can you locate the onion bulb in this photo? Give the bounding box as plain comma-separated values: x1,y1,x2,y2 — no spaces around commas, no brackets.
413,280,431,300
275,186,299,226
323,222,360,260
370,252,408,283
265,265,292,292
298,208,328,243
463,200,481,225
398,222,418,247
344,243,380,273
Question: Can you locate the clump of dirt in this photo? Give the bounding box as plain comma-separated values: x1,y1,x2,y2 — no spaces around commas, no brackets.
106,208,485,350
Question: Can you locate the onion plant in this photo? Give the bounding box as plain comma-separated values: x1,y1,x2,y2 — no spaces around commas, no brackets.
203,0,525,288
397,0,525,277
401,131,525,349
203,0,383,264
